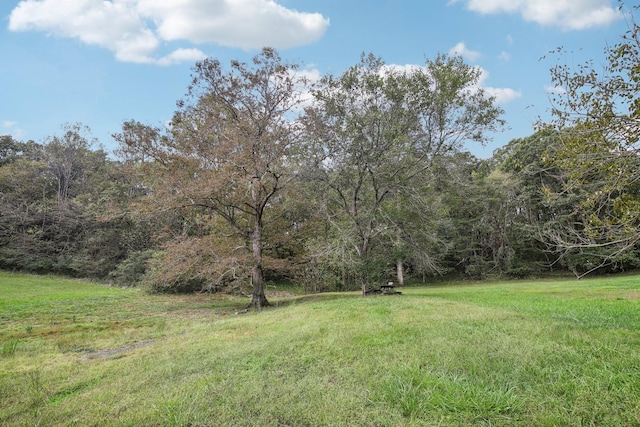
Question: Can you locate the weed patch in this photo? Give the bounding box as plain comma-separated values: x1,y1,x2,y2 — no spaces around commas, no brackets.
1,338,19,357
378,366,522,422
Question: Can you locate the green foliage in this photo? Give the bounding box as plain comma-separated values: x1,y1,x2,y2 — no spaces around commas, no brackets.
108,250,156,287
0,125,149,280
7,36,640,287
296,257,349,293
504,264,532,279
300,52,504,290
490,130,570,274
0,135,36,166
437,153,536,278
544,4,640,275
463,255,492,279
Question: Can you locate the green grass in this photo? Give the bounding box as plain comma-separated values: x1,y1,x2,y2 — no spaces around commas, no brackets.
1,271,640,426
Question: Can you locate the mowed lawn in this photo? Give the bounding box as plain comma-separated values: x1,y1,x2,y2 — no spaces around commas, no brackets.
1,272,639,426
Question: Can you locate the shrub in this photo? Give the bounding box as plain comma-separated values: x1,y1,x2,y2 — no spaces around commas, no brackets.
141,237,251,294
108,250,156,287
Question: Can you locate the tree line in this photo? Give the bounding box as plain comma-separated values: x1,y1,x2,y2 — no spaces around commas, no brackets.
2,6,639,306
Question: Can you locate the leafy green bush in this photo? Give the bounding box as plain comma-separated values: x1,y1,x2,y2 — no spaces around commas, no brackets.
505,264,531,279
464,255,492,280
108,250,156,287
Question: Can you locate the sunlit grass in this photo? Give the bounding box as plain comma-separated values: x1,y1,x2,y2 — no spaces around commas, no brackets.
1,271,640,425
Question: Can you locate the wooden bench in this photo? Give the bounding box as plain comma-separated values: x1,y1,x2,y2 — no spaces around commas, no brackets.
366,281,402,295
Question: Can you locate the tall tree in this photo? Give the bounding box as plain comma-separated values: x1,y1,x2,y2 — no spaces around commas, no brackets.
0,135,32,166
0,125,133,278
44,123,99,202
545,3,640,275
116,48,308,308
301,53,504,293
379,177,449,284
437,153,513,278
494,130,568,274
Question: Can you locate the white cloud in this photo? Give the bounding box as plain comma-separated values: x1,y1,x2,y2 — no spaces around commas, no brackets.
477,68,522,104
138,0,329,50
448,42,482,62
298,67,322,81
8,0,330,64
485,86,522,104
9,0,160,63
498,51,511,61
544,84,567,95
383,64,424,75
455,0,621,30
2,120,25,139
157,48,208,66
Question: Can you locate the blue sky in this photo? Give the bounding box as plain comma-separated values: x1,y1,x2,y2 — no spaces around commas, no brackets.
0,0,630,157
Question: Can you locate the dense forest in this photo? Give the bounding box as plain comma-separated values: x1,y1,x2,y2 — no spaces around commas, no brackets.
2,8,639,305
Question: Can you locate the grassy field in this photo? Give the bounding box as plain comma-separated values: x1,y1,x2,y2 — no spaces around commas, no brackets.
1,272,639,426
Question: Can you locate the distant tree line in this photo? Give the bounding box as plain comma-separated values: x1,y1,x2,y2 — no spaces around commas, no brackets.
2,126,636,292
2,5,638,303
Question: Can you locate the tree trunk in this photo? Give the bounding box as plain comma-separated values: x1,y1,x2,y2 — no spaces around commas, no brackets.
249,265,269,309
248,218,269,309
359,241,369,297
396,258,404,286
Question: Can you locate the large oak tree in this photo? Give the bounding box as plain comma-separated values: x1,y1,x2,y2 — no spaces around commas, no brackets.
300,53,504,293
116,48,308,308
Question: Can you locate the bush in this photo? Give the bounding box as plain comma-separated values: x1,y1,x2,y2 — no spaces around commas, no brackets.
464,256,492,280
108,250,156,287
505,264,531,279
140,237,251,294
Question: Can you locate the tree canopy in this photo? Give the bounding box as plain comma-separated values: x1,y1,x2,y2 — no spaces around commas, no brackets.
115,48,309,308
545,3,640,275
4,28,640,293
299,53,505,293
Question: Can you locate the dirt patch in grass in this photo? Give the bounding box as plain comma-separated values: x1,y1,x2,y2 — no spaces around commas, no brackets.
266,291,296,298
600,291,640,300
82,340,156,360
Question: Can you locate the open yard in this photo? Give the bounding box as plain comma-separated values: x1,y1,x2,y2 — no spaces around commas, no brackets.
1,272,639,426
